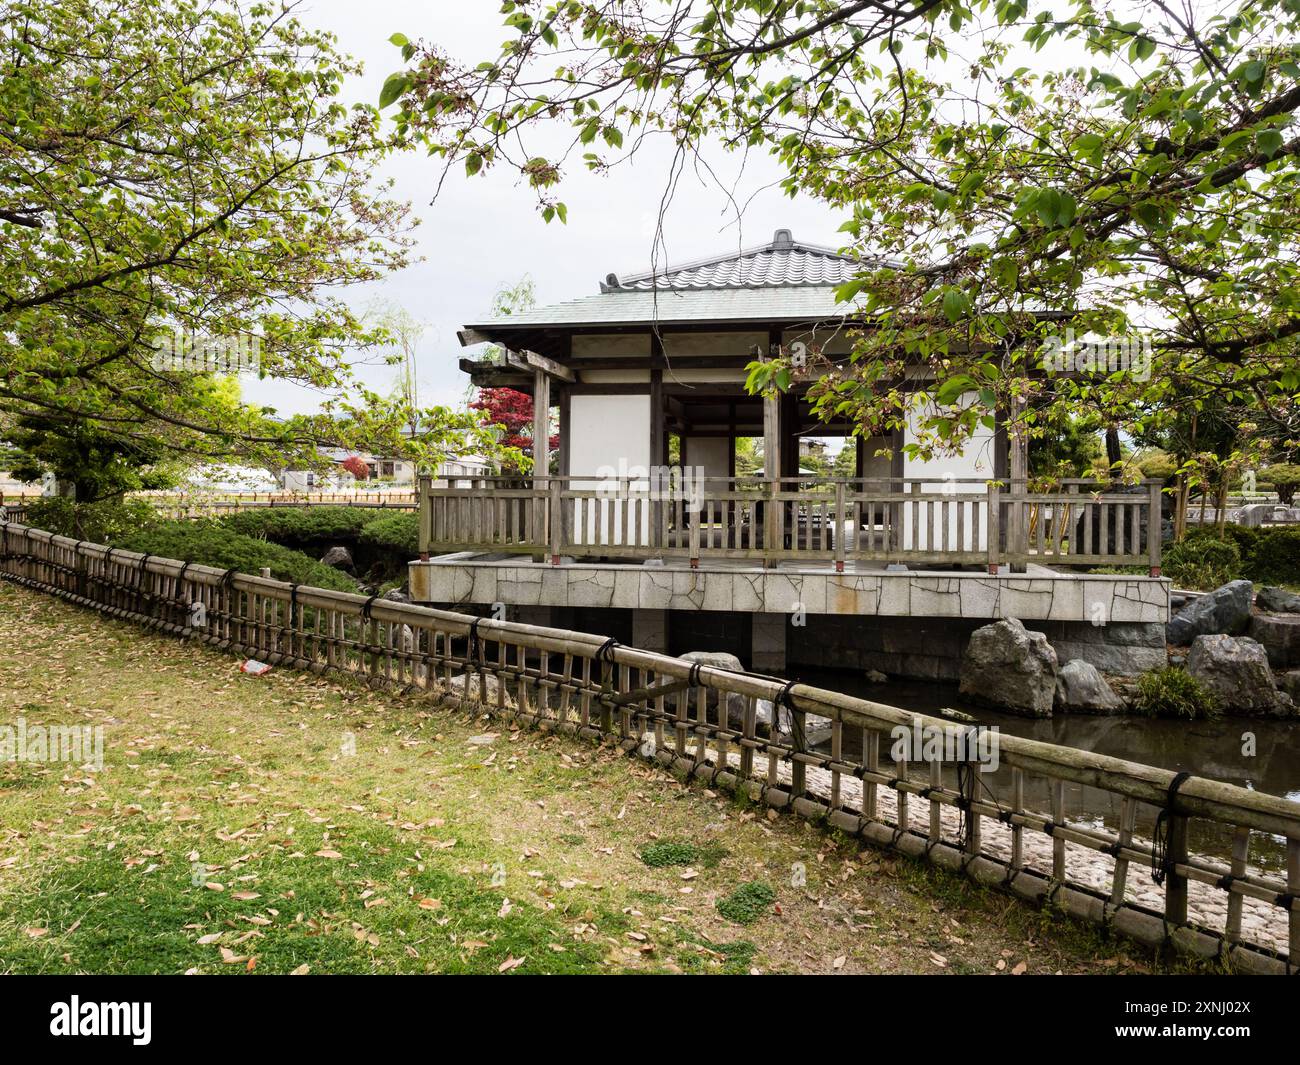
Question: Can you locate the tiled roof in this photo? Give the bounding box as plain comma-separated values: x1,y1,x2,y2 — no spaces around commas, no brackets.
461,230,889,338
463,286,856,331
606,230,866,291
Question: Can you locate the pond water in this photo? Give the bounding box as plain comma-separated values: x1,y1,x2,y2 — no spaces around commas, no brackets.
794,669,1300,872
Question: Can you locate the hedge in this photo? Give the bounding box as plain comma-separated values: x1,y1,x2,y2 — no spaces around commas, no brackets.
358,512,418,554
218,506,374,546
113,521,358,592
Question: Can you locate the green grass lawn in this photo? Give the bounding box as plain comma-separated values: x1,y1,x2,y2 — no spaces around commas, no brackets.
0,581,1185,975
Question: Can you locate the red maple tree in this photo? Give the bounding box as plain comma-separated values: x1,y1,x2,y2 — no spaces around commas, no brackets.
470,388,558,462
339,455,370,480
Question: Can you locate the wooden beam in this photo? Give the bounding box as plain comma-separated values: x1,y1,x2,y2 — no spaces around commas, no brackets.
506,349,576,384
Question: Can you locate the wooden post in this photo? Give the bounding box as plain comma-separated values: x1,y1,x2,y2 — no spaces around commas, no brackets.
1009,398,1028,572
548,478,563,564
1164,810,1190,929
986,480,1001,575
1148,479,1162,577
833,480,846,573
762,392,780,481
762,391,781,569
532,366,550,484
417,474,432,555
1288,837,1300,963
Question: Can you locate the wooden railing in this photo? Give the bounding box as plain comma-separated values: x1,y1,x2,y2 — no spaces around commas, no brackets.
419,475,1163,573
0,518,1289,972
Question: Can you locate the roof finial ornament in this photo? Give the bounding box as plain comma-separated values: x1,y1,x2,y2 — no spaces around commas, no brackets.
772,228,793,250
601,272,621,293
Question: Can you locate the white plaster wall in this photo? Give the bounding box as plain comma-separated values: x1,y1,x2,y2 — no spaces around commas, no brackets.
683,436,731,482
579,369,651,384
569,393,652,545
572,334,650,358
663,332,764,357
902,394,996,553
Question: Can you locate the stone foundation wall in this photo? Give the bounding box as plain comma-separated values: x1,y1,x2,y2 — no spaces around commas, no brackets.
424,603,1166,680
788,615,1165,680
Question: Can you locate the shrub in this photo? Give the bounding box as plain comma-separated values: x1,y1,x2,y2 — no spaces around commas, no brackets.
1244,528,1300,586
1132,668,1220,720
113,521,358,592
1137,452,1178,483
359,512,419,555
1260,464,1300,505
218,506,372,546
716,881,776,925
20,497,161,543
1162,535,1241,590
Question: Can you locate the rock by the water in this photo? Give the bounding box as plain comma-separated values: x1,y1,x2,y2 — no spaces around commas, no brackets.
1257,586,1300,614
1185,635,1281,715
679,651,748,731
321,545,354,572
1055,659,1126,714
1282,671,1300,703
1248,614,1300,669
1166,580,1252,645
864,669,888,683
678,650,744,672
959,618,1058,717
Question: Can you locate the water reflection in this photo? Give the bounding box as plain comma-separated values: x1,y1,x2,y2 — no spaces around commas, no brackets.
796,671,1300,871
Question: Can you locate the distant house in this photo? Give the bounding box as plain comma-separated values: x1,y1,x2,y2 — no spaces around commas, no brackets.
280,450,490,492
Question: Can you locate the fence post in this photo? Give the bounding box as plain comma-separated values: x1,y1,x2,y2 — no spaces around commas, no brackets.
688,500,700,569
548,478,563,565
833,481,846,573
1164,811,1189,930
417,475,432,556
986,480,1001,575
763,478,778,567
1148,479,1162,577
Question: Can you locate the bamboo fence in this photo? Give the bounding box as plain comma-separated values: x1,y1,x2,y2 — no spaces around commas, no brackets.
1,519,1296,973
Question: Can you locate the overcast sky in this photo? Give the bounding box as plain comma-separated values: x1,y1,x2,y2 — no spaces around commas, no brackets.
251,0,843,416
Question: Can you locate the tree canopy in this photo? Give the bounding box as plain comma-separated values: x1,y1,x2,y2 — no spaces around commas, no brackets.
1,0,486,493
386,0,1300,479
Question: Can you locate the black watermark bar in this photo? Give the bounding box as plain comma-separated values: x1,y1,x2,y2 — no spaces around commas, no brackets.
0,976,1292,1050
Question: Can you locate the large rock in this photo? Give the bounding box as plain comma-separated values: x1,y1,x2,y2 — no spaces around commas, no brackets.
678,650,744,673
1166,580,1253,645
679,651,751,731
320,545,354,572
1185,635,1281,715
1248,614,1300,669
959,618,1058,717
1281,671,1300,703
1055,659,1126,714
1257,586,1300,614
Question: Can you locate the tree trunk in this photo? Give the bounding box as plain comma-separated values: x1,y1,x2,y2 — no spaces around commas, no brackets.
1105,429,1122,479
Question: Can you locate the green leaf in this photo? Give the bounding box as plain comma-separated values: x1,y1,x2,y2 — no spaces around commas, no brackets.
1257,129,1284,159
942,289,969,324
379,72,411,109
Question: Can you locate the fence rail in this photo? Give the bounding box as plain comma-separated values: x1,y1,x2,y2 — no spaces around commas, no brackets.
1,519,1291,972
419,476,1163,573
